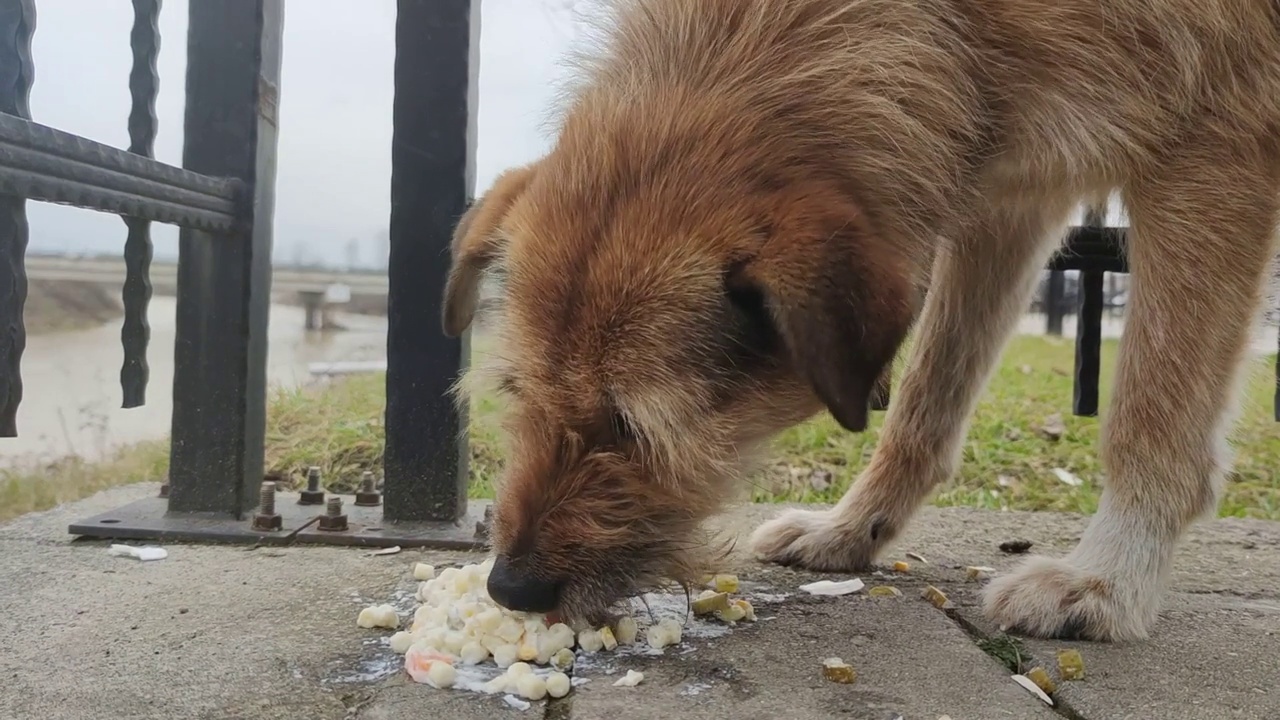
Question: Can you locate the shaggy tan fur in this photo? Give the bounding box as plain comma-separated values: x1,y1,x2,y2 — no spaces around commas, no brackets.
442,0,1280,640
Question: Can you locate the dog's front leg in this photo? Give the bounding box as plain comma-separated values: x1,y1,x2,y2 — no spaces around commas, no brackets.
751,199,1073,571
984,141,1280,642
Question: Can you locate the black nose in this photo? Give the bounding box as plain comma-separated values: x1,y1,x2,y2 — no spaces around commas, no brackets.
487,555,561,613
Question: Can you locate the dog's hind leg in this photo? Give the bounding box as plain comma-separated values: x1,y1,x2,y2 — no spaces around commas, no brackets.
751,196,1074,571
985,137,1280,641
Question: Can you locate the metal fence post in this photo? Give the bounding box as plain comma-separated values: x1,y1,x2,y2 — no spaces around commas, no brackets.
0,0,36,438
1072,205,1107,417
382,0,478,523
1045,270,1065,336
167,0,284,516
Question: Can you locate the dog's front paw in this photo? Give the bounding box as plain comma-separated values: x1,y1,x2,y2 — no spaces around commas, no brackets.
749,508,880,571
982,556,1157,642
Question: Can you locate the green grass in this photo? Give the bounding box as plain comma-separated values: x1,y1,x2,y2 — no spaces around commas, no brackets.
3,333,1277,523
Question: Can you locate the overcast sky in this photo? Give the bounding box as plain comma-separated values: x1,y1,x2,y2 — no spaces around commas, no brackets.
24,0,582,267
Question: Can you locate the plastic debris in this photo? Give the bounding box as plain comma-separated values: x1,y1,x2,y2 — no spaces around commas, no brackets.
1012,674,1054,705
799,578,865,596
1052,467,1082,487
107,544,167,562
613,669,645,687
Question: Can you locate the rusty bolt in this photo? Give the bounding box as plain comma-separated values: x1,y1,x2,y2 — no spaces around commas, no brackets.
252,481,283,531
354,470,381,506
318,496,348,532
298,465,325,505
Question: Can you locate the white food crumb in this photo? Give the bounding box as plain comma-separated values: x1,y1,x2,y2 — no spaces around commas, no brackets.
615,616,639,645
388,631,415,654
507,661,533,678
612,669,645,687
356,604,400,629
546,671,572,698
578,629,604,653
516,673,548,700
412,562,436,581
426,661,457,689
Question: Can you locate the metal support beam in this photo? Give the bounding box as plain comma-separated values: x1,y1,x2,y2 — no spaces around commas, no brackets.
382,0,478,522
1071,205,1109,418
0,114,240,230
166,0,283,516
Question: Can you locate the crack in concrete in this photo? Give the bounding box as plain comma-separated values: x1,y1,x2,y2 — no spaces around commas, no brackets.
941,607,1092,720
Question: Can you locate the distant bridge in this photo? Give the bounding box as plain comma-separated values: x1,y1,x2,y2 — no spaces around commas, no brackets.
25,254,388,297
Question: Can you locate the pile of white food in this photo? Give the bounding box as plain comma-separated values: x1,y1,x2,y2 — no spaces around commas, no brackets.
358,557,715,701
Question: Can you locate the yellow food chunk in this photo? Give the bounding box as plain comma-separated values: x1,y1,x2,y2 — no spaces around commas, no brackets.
868,585,903,598
892,561,910,573
821,657,857,684
733,599,757,622
716,602,747,623
1057,649,1085,681
965,566,996,582
550,647,576,672
692,591,731,616
1025,666,1057,695
921,585,951,609
599,626,619,651
711,574,740,593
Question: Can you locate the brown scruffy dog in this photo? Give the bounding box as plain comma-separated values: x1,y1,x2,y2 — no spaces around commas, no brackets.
442,0,1280,641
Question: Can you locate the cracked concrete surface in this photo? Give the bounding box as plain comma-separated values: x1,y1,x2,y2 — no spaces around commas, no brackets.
1,485,1276,720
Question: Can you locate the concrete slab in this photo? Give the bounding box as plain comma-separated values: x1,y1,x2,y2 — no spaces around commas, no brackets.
2,486,1278,720
561,579,1058,720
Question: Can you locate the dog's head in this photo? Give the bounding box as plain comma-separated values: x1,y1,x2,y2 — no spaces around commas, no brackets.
442,113,920,621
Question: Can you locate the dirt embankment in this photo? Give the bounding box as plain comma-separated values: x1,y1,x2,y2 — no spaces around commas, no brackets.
23,280,123,335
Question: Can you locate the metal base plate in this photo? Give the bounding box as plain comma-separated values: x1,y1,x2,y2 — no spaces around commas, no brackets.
68,491,490,550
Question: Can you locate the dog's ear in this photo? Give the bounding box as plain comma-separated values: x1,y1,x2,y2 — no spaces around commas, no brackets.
442,164,538,337
731,195,915,432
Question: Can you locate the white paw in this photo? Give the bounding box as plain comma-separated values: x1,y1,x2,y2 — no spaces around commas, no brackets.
982,555,1159,642
749,508,882,571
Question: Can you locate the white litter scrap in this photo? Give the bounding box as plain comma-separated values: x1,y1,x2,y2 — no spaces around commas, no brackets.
1011,674,1055,706
369,546,402,557
107,544,167,562
798,578,865,596
502,694,532,711
612,669,645,687
1052,467,1083,487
